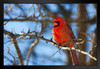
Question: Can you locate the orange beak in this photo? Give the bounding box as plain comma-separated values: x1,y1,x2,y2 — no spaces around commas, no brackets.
53,22,58,27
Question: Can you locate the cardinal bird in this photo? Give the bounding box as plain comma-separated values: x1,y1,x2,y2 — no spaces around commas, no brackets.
52,16,80,65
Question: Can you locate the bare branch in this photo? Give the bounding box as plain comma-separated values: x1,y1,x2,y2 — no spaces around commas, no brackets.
26,39,39,65
62,47,97,61
4,55,14,65
4,29,23,65
4,47,17,65
4,19,53,23
16,30,97,61
26,23,43,65
25,4,34,16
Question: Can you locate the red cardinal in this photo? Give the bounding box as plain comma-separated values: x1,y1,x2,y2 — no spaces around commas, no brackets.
52,16,80,65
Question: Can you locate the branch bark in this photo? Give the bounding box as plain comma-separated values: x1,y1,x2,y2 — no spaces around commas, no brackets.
4,30,23,65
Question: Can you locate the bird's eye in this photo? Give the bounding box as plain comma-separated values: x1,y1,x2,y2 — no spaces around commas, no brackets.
55,21,60,24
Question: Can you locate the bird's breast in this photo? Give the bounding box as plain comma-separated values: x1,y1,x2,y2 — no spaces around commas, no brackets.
52,26,71,45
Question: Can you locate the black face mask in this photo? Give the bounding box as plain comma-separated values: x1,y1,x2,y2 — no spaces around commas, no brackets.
53,21,60,27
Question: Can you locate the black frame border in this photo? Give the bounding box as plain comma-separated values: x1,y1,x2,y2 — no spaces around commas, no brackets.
0,0,99,69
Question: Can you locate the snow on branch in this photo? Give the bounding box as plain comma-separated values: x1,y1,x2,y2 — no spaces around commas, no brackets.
14,30,97,61
61,47,97,61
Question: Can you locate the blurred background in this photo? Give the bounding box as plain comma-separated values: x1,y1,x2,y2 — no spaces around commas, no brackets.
4,4,97,65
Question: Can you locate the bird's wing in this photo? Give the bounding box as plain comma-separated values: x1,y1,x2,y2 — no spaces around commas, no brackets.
66,24,76,42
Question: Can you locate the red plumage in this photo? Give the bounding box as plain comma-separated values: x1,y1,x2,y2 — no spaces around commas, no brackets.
52,16,80,65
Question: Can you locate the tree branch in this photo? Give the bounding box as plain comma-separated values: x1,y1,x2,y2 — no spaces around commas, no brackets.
4,47,17,65
26,22,43,65
4,29,23,65
16,31,97,61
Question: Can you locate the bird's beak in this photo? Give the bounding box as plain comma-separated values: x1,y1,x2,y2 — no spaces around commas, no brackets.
53,22,58,27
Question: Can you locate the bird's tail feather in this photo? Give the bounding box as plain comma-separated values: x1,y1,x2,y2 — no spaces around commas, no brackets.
70,50,80,65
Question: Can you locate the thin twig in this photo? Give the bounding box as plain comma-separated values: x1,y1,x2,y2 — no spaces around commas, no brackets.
4,47,16,65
